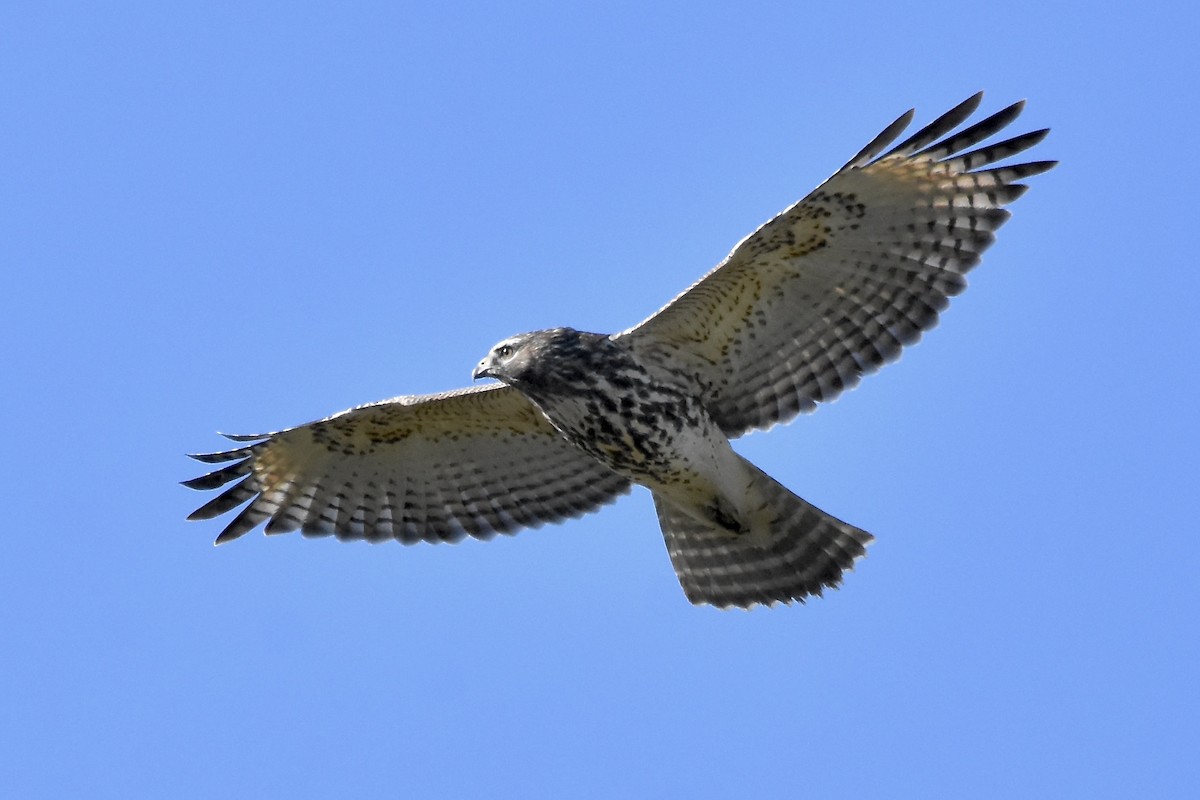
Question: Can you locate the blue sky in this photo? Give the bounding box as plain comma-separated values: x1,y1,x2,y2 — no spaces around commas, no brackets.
3,2,1197,797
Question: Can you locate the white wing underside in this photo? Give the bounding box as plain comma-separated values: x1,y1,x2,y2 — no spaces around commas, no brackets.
185,383,631,544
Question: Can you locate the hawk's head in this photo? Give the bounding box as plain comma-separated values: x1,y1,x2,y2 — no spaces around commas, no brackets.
474,327,604,389
473,333,534,383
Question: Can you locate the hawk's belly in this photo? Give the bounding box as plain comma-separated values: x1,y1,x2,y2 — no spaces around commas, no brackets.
528,376,731,495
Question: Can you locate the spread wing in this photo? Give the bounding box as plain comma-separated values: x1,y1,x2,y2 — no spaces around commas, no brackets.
618,93,1056,437
184,383,631,545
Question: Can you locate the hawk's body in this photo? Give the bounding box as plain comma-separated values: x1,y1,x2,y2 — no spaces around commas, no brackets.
186,93,1055,608
488,329,727,507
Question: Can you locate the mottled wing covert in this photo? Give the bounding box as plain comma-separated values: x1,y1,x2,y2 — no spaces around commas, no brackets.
184,383,631,544
619,93,1055,436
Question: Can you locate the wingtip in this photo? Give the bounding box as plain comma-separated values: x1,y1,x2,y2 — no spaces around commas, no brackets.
1006,183,1032,202
220,431,268,442
843,107,916,170
214,528,245,545
187,446,255,464
1002,98,1027,121
1025,127,1051,146
956,91,985,115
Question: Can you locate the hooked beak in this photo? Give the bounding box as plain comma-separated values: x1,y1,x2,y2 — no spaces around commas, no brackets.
472,359,495,381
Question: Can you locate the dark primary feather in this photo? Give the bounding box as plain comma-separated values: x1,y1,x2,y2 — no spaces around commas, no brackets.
882,92,983,158
841,107,916,169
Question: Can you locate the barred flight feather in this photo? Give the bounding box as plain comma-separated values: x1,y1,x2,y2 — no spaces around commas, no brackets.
621,93,1057,438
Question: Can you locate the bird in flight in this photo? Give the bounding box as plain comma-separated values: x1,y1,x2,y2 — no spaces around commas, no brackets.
185,92,1054,608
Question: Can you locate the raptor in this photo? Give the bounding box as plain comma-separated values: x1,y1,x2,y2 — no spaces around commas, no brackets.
185,93,1055,608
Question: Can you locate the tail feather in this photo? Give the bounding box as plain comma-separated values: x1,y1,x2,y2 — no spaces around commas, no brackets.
653,459,872,608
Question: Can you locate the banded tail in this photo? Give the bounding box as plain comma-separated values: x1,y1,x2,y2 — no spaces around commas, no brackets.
653,457,872,608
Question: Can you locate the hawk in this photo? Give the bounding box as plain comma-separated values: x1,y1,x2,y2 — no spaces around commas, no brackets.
185,93,1054,608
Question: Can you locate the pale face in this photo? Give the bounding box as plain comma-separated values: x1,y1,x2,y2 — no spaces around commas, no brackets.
472,333,535,383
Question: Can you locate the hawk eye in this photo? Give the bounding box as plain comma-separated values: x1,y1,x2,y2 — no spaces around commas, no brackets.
497,345,513,358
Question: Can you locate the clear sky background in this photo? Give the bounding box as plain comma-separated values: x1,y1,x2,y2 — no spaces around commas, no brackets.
3,2,1196,797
